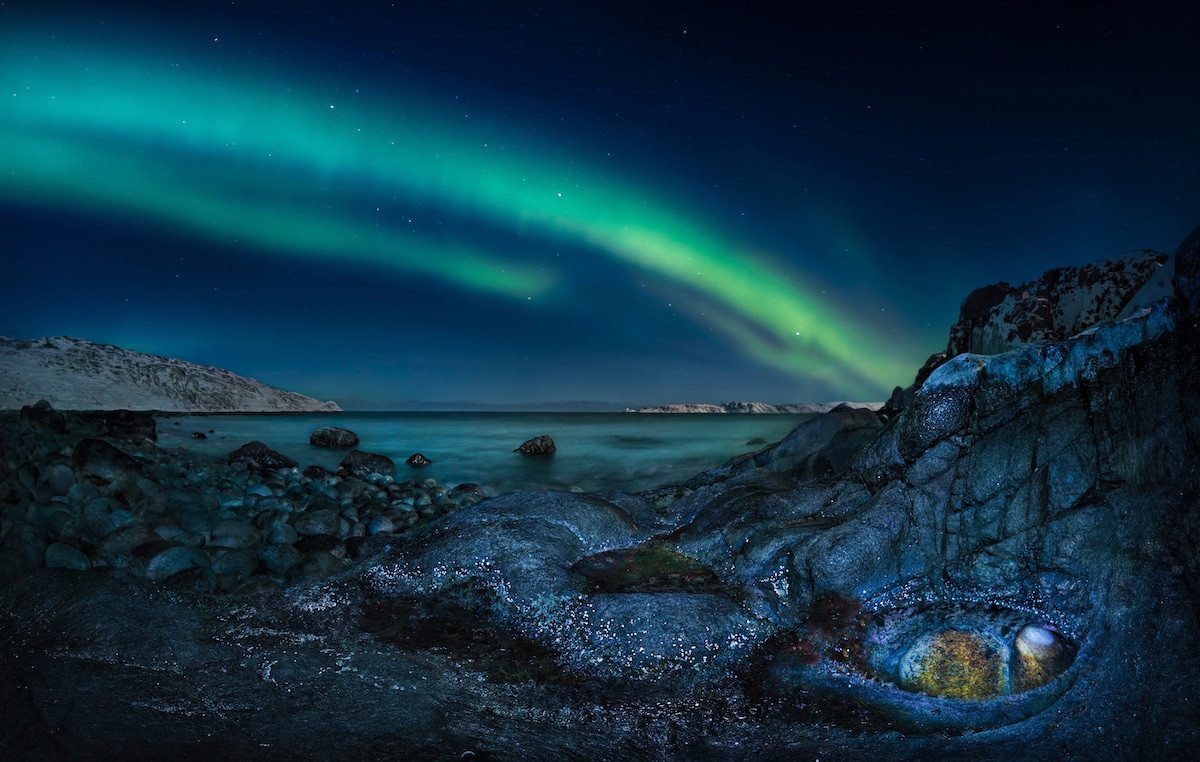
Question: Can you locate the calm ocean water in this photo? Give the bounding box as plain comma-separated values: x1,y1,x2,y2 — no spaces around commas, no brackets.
154,412,815,495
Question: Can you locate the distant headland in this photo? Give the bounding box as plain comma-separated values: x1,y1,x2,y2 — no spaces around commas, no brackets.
0,336,341,413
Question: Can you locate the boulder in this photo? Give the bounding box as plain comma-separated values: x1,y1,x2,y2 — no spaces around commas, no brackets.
339,450,395,477
310,426,360,448
514,435,556,456
405,453,432,467
226,441,298,473
71,438,140,483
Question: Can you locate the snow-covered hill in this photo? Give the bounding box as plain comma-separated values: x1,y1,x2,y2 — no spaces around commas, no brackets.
0,336,341,413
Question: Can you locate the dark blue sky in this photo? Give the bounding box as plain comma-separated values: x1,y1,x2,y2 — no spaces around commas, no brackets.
3,1,1197,409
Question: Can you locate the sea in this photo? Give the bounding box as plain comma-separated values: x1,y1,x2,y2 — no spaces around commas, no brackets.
154,412,816,496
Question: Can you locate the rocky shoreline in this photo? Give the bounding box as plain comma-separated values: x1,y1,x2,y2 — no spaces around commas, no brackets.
0,404,482,595
2,228,1199,760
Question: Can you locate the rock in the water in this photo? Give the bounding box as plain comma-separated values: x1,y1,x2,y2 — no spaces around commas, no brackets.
514,435,556,456
406,453,432,467
310,426,359,448
227,441,298,473
339,450,395,477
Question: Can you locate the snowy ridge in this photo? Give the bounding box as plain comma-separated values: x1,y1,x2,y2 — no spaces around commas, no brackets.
630,400,883,414
0,336,342,413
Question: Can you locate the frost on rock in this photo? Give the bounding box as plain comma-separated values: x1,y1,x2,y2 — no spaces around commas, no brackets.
921,298,1176,396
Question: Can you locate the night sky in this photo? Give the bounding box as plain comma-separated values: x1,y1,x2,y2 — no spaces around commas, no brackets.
3,1,1197,410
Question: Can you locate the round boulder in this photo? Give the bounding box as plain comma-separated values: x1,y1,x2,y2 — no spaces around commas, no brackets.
310,426,360,448
406,453,432,467
227,441,298,473
292,508,342,537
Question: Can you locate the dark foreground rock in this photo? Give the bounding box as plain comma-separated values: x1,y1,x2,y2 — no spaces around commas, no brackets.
3,229,1200,760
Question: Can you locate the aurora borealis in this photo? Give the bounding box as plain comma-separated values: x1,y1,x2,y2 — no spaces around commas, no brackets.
3,1,1197,409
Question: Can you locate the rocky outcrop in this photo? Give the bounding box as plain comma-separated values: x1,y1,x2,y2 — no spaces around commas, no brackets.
946,249,1172,355
362,227,1200,748
0,336,342,413
1,228,1198,759
906,248,1175,398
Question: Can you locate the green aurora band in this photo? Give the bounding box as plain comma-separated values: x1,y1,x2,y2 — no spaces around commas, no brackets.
1,25,917,399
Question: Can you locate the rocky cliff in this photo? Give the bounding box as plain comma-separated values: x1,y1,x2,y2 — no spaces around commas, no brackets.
0,336,341,412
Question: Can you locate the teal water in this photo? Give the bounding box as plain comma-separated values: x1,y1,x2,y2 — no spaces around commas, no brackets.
155,412,815,495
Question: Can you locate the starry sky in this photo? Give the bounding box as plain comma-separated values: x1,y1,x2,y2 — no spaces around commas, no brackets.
3,1,1197,410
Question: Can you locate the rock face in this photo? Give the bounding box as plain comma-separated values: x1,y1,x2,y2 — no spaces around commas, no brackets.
947,249,1172,355
1,228,1199,760
0,336,342,412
